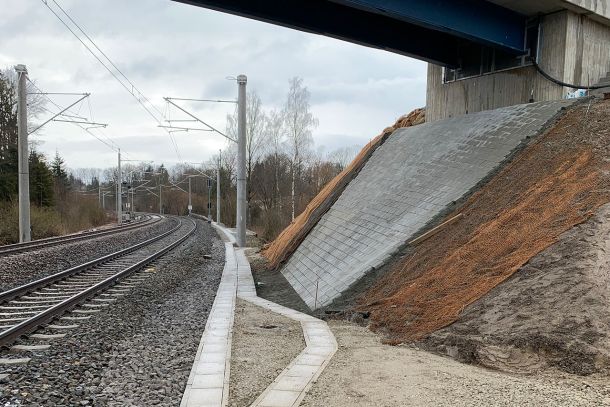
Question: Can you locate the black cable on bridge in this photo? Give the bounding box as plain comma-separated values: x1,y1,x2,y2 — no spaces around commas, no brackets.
530,57,608,90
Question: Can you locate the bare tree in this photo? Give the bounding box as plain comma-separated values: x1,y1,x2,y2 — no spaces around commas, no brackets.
2,68,46,133
328,145,360,170
265,109,285,209
282,77,317,220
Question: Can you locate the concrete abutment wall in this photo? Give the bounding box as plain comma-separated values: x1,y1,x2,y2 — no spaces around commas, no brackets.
426,10,610,122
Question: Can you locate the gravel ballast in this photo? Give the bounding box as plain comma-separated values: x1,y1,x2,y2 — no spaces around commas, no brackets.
0,216,176,293
0,218,224,406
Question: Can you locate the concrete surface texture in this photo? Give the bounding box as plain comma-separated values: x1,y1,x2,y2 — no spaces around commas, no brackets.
426,10,610,121
235,248,338,407
281,99,574,310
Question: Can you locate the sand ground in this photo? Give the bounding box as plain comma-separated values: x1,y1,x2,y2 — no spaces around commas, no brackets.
301,321,610,407
228,299,304,407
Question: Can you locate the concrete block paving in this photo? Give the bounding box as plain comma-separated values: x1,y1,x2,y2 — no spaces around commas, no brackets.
181,224,338,407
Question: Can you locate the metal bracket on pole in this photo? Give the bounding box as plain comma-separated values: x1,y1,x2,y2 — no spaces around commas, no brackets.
157,125,214,132
163,97,237,143
28,93,90,135
52,119,107,128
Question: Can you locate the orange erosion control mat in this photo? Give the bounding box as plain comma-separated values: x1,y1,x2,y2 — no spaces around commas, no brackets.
359,99,610,343
263,108,425,270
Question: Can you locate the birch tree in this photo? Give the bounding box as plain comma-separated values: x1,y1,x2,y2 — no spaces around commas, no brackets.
265,109,284,209
282,77,317,220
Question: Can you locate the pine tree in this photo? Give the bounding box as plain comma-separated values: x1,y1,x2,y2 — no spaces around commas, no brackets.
29,151,54,207
51,151,69,188
0,70,18,202
0,144,17,201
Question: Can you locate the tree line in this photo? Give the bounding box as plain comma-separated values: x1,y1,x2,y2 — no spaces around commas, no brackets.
0,69,105,243
79,76,358,241
218,77,359,239
0,70,359,243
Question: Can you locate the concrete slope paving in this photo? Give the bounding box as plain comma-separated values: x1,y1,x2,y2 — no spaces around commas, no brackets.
281,100,574,309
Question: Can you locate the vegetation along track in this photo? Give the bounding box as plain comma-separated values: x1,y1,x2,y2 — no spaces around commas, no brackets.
0,216,195,348
0,214,161,257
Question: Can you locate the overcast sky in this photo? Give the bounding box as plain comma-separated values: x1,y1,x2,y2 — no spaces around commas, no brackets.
0,0,426,170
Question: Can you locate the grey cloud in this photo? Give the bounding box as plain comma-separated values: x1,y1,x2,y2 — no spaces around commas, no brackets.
0,0,426,169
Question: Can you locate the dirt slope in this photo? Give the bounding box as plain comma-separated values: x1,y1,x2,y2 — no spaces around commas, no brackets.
358,98,610,373
423,203,610,375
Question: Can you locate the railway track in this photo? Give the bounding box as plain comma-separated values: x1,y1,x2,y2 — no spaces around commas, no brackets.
0,216,196,348
0,214,161,257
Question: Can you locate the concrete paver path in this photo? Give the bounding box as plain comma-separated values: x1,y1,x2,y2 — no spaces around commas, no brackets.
181,223,337,407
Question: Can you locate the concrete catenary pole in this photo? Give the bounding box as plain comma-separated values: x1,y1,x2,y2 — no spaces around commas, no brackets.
188,176,192,215
159,184,162,215
216,150,221,224
16,65,31,243
131,178,135,217
132,188,135,216
117,149,122,225
207,178,212,221
236,74,247,247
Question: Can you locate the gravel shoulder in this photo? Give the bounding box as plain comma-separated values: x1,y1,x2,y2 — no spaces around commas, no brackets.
301,321,610,407
0,218,224,406
228,298,304,407
0,216,176,293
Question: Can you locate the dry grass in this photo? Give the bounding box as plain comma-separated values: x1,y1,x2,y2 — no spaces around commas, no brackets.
0,196,108,245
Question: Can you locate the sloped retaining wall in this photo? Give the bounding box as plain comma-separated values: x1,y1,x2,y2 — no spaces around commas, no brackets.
280,100,574,309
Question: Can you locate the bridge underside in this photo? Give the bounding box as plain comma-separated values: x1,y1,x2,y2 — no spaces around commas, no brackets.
174,0,527,67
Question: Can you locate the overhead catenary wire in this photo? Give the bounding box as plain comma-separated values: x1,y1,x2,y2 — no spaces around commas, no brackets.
40,0,183,163
28,93,90,135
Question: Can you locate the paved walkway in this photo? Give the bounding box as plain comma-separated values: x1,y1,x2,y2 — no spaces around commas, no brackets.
181,224,337,407
180,241,236,406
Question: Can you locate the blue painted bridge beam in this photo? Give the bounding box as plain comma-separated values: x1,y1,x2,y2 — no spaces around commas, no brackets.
173,0,527,67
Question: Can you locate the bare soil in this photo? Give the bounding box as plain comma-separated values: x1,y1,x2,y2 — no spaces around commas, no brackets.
423,203,610,376
301,321,610,407
249,250,311,314
228,298,304,407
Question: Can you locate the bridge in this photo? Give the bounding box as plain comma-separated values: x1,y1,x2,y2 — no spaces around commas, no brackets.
173,0,528,67
174,0,610,121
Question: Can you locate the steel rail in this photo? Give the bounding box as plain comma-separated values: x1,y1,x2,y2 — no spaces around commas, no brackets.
0,217,197,347
0,217,180,304
0,214,160,257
